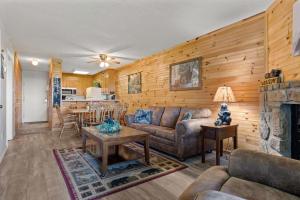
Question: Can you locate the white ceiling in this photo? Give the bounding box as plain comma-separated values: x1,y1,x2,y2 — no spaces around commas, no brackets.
0,0,273,74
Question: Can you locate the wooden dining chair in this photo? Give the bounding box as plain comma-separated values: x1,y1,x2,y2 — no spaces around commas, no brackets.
114,103,128,125
111,103,125,121
83,104,102,127
55,105,80,139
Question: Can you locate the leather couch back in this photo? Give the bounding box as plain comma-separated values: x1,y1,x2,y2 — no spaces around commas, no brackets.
149,106,212,129
228,149,300,196
149,106,165,126
179,108,212,119
160,107,181,128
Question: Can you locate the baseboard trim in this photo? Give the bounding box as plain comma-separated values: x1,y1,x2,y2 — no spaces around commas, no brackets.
0,145,8,164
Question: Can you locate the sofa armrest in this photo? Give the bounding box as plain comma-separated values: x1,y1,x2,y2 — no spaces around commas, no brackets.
125,114,135,125
228,149,300,196
176,118,214,138
179,166,230,200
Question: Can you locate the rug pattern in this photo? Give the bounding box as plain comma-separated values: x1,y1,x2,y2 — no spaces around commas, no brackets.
53,143,186,200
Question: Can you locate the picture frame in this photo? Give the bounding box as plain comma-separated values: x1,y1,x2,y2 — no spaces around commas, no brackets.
169,58,202,91
128,72,142,94
293,0,300,56
1,49,4,79
53,76,62,107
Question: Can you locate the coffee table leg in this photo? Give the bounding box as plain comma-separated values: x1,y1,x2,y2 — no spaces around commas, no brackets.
144,136,150,165
216,138,220,165
220,140,223,156
115,145,119,156
82,133,87,153
101,143,108,175
201,132,205,163
81,113,84,128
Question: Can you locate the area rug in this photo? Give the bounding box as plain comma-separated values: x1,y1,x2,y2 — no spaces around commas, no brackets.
53,143,187,200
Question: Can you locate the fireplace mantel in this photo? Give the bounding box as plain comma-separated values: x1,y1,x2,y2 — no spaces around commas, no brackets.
260,81,300,157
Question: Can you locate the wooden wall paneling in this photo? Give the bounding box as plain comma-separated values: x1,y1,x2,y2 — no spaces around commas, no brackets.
48,58,62,130
62,73,93,96
116,13,266,150
13,52,22,132
93,69,117,92
266,0,300,81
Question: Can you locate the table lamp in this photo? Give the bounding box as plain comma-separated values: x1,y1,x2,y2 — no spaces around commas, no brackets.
213,86,236,126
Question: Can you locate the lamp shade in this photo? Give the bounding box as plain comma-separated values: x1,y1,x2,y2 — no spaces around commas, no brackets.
213,86,236,103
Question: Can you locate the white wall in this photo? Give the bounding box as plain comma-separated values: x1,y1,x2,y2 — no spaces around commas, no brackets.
0,25,7,162
5,50,14,140
0,21,15,163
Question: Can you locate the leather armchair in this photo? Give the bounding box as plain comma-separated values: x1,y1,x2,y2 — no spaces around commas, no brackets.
179,149,300,200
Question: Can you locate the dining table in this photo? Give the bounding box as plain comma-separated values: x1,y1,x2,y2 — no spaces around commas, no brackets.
69,108,89,128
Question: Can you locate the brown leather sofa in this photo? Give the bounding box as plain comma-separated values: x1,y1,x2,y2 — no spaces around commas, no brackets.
179,149,300,200
125,106,214,161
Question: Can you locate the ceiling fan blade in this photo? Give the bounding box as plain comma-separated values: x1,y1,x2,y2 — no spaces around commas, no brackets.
89,57,100,60
105,44,132,54
61,53,96,58
107,60,121,65
87,60,99,63
112,56,138,61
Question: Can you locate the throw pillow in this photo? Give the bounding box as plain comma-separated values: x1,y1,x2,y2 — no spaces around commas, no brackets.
181,112,192,121
134,109,152,124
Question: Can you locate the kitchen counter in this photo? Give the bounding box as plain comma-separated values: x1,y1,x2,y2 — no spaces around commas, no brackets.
62,99,119,102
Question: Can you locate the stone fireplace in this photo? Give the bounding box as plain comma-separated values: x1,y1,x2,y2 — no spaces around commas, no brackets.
260,81,300,158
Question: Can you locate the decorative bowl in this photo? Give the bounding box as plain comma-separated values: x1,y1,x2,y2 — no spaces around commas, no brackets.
96,118,121,134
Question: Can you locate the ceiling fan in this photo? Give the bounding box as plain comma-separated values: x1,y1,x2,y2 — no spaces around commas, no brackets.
87,54,136,68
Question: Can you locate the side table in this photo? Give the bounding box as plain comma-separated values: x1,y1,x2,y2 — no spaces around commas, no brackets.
200,124,238,165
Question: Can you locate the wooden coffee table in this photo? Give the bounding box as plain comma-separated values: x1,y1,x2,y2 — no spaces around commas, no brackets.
81,126,150,174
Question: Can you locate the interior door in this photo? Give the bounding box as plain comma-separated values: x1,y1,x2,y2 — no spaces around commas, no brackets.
22,70,48,122
0,67,5,142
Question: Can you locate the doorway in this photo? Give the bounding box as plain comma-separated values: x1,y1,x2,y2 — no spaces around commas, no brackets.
0,56,6,156
22,70,48,123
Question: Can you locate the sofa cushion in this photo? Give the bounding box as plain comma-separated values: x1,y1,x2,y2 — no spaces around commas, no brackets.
139,124,159,134
128,123,148,130
177,108,212,124
195,190,246,200
228,149,300,196
221,177,300,200
192,108,212,119
152,126,175,141
160,107,181,128
134,109,152,124
149,106,165,126
182,112,193,121
129,124,175,141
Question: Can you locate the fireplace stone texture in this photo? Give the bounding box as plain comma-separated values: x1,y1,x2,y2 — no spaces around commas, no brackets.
259,81,300,157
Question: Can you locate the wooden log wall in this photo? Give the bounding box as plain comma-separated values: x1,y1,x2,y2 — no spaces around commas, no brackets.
62,73,93,96
93,69,117,92
116,13,266,150
13,52,22,131
266,0,300,81
48,58,62,130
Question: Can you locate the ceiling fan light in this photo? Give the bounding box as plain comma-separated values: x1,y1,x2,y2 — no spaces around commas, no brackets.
99,62,105,67
105,62,109,67
32,58,39,66
73,70,89,75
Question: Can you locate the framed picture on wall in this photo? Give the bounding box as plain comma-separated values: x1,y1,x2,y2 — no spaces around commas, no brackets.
169,58,202,91
53,76,62,107
293,0,300,56
128,72,142,94
1,49,4,79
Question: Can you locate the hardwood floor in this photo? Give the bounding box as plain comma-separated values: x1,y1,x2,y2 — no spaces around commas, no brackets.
0,124,228,200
